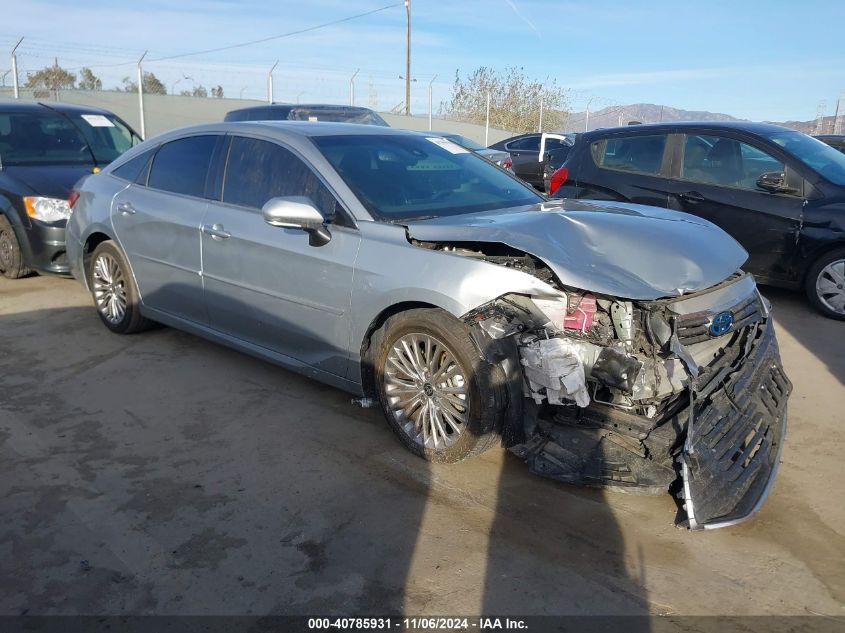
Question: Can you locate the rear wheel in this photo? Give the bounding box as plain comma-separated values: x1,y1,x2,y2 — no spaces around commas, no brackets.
805,247,845,321
372,308,506,463
0,215,31,279
88,241,153,334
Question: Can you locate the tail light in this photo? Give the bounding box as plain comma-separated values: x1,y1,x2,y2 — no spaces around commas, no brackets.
68,190,80,209
503,157,513,170
549,167,569,195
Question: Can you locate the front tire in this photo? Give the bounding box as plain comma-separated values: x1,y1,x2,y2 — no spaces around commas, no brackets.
805,247,845,321
88,241,152,334
0,215,31,279
372,308,506,463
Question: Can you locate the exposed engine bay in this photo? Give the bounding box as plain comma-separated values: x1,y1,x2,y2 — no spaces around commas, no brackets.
414,239,792,529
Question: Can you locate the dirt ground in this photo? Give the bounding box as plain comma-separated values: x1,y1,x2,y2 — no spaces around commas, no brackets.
1,275,843,617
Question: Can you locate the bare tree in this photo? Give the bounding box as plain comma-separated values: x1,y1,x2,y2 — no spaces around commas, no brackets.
191,85,208,98
25,60,76,97
443,66,569,133
77,67,102,91
121,72,167,95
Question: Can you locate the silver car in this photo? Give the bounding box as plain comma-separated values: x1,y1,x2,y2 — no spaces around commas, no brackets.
66,122,791,529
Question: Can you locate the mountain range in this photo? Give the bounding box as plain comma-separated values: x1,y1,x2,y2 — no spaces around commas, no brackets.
564,103,840,135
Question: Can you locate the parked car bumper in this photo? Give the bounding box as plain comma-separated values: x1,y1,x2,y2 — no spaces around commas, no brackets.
21,219,71,276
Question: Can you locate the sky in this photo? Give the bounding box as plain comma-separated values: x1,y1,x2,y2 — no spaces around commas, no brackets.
0,0,843,123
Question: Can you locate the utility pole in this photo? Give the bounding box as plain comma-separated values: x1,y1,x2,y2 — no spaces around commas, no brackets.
538,98,544,133
485,91,491,146
11,37,23,99
428,74,437,130
137,50,147,139
834,93,845,135
267,60,278,103
405,0,411,115
350,68,359,106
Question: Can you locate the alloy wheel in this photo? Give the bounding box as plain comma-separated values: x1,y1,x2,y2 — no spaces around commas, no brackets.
383,333,469,450
92,253,128,324
0,229,13,270
816,258,845,315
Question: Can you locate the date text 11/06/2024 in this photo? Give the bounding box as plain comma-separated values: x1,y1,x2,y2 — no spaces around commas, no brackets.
307,617,528,630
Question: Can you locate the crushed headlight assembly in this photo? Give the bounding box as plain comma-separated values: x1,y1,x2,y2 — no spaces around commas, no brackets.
24,196,72,223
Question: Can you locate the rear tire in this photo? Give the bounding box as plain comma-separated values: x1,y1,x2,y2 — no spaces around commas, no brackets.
88,241,153,334
372,308,506,463
0,215,31,279
805,247,845,321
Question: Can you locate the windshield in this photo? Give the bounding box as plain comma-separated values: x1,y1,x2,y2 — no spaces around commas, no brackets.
0,109,137,166
289,108,388,126
313,134,542,221
761,129,845,186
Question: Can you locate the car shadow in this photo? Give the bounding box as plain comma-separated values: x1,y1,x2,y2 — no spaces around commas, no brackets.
0,281,651,624
762,285,845,388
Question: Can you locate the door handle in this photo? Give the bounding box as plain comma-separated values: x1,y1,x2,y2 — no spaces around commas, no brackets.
201,223,231,240
117,202,137,215
678,191,705,203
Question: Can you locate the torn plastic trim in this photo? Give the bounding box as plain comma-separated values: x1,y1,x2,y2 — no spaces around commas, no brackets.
683,412,787,530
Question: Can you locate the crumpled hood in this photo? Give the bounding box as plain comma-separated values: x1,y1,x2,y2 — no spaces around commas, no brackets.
404,199,748,300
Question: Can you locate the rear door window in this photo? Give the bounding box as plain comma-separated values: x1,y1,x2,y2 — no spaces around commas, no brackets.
222,136,339,217
148,135,217,198
681,134,786,191
596,134,668,174
506,136,540,151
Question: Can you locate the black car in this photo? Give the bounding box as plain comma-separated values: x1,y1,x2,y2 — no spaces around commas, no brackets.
224,103,388,126
551,122,845,319
488,132,573,190
816,134,845,154
0,102,140,279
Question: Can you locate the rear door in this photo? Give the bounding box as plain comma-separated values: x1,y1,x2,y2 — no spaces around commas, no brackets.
574,132,673,206
661,132,806,283
111,134,219,324
504,135,543,188
201,135,360,377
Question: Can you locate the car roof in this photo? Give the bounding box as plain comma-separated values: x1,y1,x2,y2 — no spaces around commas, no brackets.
227,103,377,114
0,100,116,116
144,120,432,143
579,120,798,141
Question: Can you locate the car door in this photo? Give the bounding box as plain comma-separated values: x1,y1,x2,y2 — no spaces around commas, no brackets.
575,132,673,206
662,132,806,283
201,135,361,378
111,134,219,324
505,135,544,187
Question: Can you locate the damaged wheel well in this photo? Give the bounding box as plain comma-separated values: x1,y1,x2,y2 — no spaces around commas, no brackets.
359,301,441,398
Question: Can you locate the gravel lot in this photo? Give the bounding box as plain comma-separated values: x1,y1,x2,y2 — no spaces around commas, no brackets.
1,275,843,616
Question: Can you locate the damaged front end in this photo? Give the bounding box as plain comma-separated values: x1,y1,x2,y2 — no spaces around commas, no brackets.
457,256,791,529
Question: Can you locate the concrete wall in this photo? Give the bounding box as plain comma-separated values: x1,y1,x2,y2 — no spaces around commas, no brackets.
0,89,516,146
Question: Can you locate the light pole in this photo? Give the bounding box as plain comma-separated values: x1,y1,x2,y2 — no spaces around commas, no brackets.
11,37,23,99
428,74,437,130
137,50,148,139
485,91,491,146
1,70,9,87
350,68,359,106
296,90,304,104
404,0,411,115
267,60,278,103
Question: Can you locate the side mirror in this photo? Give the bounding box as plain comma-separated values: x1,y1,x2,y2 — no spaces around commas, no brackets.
756,171,792,194
262,196,331,246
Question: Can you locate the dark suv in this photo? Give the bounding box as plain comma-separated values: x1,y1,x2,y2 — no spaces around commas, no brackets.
0,101,139,279
224,104,388,126
552,122,845,319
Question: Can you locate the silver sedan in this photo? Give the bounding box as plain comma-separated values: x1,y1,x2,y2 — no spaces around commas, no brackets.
66,121,790,529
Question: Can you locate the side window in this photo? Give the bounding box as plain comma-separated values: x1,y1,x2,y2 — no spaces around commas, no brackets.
507,136,540,151
597,134,667,174
148,135,217,198
111,148,155,183
222,137,339,218
681,134,786,190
